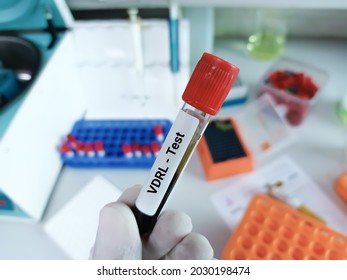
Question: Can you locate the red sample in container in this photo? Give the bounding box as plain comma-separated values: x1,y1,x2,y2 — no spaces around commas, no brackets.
153,125,164,142
94,141,105,157
261,69,321,126
122,144,133,159
267,70,319,101
285,102,308,126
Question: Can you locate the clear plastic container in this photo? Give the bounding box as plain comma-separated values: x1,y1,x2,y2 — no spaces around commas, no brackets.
257,58,328,126
231,94,293,160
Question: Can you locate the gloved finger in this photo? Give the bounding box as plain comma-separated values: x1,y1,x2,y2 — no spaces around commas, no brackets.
162,232,214,260
90,202,142,260
117,184,142,207
142,210,193,260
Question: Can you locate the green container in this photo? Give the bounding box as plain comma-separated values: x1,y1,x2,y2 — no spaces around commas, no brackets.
247,9,287,60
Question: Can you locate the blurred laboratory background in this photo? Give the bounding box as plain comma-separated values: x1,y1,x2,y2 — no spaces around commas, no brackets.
1,0,347,260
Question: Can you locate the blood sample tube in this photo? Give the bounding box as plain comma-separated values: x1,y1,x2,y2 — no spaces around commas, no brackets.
133,53,239,235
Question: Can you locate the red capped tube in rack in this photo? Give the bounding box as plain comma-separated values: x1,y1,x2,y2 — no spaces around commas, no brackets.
75,142,85,156
132,144,142,158
60,142,74,158
153,125,164,142
84,143,95,157
94,141,105,157
122,144,133,159
133,52,239,235
67,134,82,149
150,142,161,157
142,145,152,158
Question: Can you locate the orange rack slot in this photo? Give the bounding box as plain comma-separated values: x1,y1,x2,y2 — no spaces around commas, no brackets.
222,194,347,260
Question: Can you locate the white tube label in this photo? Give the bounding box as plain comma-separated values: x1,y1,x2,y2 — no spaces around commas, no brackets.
135,110,199,216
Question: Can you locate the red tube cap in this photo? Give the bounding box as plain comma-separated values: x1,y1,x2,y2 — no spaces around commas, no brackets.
182,53,239,115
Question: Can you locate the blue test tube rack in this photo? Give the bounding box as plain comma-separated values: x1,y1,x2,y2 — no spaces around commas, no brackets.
61,119,172,168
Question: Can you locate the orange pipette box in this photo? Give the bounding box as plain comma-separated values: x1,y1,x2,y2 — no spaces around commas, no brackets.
197,118,253,181
222,194,347,260
335,172,347,204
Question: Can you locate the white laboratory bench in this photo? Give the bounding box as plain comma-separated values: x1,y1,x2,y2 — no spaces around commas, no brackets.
1,37,347,259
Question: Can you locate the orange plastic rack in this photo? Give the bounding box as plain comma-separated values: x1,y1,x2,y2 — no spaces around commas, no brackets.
335,172,347,204
222,194,347,260
197,118,253,181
